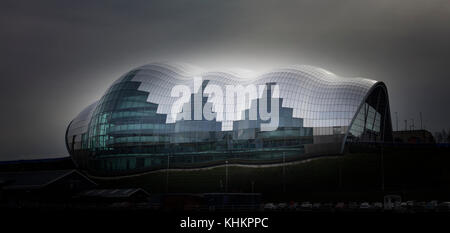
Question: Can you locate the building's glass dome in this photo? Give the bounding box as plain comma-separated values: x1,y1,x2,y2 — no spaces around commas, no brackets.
66,63,392,176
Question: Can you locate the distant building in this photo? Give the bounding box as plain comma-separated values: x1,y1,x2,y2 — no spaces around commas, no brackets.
159,193,205,211
75,188,150,206
393,130,435,144
0,169,97,204
203,193,262,211
158,193,262,211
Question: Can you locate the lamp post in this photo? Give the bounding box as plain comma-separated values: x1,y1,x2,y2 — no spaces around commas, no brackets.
283,152,286,193
381,146,384,192
395,112,398,131
420,112,423,130
225,160,228,193
166,154,170,193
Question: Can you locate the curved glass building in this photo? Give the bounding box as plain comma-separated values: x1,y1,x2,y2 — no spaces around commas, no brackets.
66,63,392,176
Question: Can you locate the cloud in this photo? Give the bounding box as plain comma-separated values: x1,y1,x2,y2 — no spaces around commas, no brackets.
1,0,449,160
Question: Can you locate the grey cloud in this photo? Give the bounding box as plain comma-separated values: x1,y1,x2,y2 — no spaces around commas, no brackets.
1,0,449,160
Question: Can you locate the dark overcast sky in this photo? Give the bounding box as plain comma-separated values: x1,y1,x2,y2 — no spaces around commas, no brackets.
1,0,450,161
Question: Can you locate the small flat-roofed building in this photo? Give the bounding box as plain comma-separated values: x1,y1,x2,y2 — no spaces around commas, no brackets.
393,130,435,144
75,188,150,204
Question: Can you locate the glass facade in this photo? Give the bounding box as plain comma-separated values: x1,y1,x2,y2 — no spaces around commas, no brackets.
66,63,392,176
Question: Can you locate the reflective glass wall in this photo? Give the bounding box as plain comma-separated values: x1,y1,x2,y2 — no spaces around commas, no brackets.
66,63,392,176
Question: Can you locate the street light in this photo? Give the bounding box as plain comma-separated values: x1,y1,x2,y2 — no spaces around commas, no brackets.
420,112,423,130
395,112,398,131
166,154,170,193
283,152,286,193
225,160,228,193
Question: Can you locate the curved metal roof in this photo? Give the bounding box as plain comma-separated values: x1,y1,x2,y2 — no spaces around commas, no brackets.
67,62,382,148
129,63,378,128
